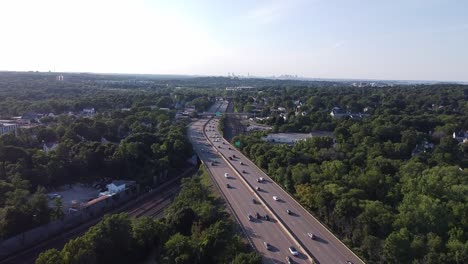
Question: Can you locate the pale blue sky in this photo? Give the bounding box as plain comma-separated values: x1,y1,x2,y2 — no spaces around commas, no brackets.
0,0,467,81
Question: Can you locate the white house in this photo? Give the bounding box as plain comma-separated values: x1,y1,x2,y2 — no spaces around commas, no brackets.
106,180,135,194
330,107,348,118
453,131,468,143
82,108,96,116
0,123,18,136
43,142,59,154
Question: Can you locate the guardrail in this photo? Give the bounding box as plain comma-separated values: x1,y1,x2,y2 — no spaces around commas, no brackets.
189,120,257,252
203,118,316,264
213,140,316,263
228,140,366,264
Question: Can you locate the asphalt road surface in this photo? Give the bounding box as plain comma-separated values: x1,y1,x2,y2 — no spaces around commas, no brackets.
189,101,365,264
191,102,309,264
190,122,308,264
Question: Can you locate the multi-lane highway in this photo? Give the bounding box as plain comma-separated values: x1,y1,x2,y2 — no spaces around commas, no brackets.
189,101,365,264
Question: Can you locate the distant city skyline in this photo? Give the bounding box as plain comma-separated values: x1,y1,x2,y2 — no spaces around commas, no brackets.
0,0,467,82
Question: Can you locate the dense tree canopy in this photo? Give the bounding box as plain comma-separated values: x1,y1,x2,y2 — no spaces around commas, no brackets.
231,85,468,264
36,168,261,264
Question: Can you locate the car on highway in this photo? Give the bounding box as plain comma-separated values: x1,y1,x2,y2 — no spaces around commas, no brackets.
286,256,293,264
264,242,271,250
289,246,299,256
224,173,229,178
307,232,316,240
273,196,279,201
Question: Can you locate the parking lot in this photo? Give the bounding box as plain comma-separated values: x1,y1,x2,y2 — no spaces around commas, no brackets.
47,184,99,212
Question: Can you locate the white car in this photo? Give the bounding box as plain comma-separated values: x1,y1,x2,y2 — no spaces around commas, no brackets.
288,246,299,256
273,196,279,201
307,232,316,240
224,173,229,178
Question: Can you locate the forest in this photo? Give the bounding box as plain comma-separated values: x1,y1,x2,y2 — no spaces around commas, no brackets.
36,167,261,264
231,85,468,263
1,72,467,263
0,72,217,240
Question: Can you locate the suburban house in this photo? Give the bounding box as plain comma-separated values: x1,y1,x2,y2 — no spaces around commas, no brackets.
42,142,59,154
262,131,335,145
411,141,435,156
330,107,369,119
330,107,348,118
12,112,41,124
82,108,96,116
453,131,468,143
0,122,18,136
106,180,136,194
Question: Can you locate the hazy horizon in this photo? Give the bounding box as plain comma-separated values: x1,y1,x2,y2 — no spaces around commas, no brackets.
1,0,467,82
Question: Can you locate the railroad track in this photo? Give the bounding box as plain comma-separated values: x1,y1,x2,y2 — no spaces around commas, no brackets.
128,185,180,218
0,174,186,264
